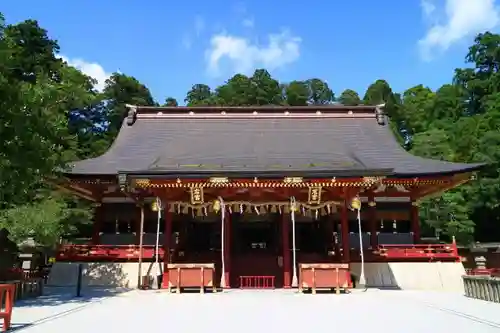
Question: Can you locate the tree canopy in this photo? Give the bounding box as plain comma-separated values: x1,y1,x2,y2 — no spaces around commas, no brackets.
1,12,500,246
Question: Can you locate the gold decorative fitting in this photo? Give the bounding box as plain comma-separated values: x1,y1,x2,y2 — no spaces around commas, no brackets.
176,178,182,183
308,186,322,204
284,177,303,184
209,177,229,184
362,176,385,185
135,179,150,187
331,177,337,182
368,201,376,207
411,201,419,207
253,177,258,183
190,187,204,204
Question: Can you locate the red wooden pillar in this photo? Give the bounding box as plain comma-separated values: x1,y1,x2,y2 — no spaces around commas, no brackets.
282,213,291,288
411,202,420,243
162,203,172,289
91,203,103,245
368,194,378,249
223,209,231,288
135,204,142,245
341,199,350,262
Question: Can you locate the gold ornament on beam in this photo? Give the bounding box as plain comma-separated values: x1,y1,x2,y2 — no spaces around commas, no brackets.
190,187,204,204
308,186,322,204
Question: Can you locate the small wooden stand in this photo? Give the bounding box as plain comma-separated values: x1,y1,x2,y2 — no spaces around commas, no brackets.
298,263,351,294
166,263,216,293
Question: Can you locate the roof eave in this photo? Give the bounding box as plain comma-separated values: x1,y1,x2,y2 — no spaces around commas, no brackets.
391,163,487,178
121,168,395,179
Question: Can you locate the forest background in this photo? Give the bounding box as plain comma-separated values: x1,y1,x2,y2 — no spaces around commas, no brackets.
1,12,499,248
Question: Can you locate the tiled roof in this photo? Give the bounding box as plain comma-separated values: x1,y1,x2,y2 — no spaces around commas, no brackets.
68,105,484,177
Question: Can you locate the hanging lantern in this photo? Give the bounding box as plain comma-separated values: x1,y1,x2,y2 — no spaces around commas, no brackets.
213,199,221,213
351,196,361,210
151,198,161,212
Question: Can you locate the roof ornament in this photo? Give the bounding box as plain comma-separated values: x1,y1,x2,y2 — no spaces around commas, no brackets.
375,103,386,125
125,104,138,126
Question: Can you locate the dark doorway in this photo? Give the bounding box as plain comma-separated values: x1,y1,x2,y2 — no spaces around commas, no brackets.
231,214,282,288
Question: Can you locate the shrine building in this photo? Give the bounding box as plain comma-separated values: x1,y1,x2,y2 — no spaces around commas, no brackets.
49,105,483,293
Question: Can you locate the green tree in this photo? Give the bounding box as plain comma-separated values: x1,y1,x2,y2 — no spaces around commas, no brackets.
284,81,309,106
306,78,334,104
103,73,156,134
185,84,212,106
338,89,361,106
163,97,178,106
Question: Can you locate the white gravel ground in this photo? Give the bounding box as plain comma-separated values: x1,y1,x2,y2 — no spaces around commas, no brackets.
8,287,500,333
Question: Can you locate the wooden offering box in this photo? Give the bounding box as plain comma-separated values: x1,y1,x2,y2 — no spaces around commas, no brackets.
166,263,216,293
298,263,351,294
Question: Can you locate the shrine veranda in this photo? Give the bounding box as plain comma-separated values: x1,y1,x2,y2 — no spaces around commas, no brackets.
54,105,484,290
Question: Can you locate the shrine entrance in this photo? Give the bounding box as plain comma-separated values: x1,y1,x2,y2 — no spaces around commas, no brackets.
231,214,283,288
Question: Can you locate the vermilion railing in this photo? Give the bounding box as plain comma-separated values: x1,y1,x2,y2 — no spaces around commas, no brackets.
465,268,500,277
377,243,459,260
0,284,15,332
56,244,164,261
239,276,275,289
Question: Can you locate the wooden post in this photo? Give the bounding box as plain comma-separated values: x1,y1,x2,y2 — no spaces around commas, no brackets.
410,202,420,244
341,199,350,262
223,209,231,288
162,203,172,289
282,213,291,288
135,205,142,245
91,203,103,245
368,194,377,249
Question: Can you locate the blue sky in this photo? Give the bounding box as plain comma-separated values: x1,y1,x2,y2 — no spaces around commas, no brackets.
3,0,500,104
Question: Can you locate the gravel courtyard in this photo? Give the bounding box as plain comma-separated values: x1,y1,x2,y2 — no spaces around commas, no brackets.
8,288,500,333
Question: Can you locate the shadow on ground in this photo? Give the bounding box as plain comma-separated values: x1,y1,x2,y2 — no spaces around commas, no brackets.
7,323,33,332
15,286,132,308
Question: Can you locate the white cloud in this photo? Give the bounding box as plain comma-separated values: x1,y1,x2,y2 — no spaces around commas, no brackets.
194,16,205,37
58,55,111,91
205,29,301,77
418,0,500,60
181,16,205,50
242,18,254,28
421,0,436,18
